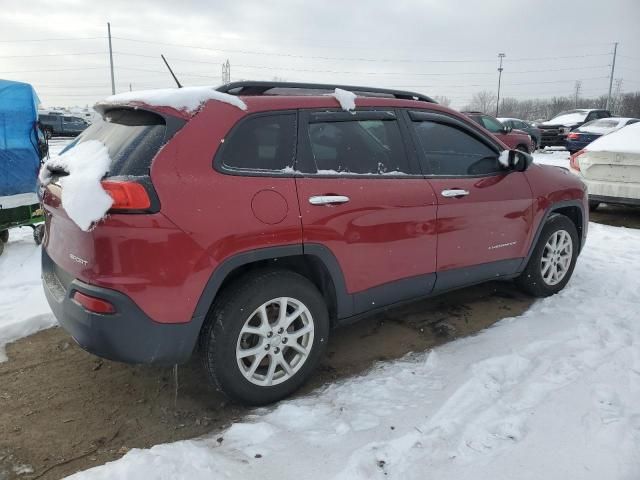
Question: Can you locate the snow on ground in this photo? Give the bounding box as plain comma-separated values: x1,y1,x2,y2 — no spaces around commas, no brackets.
0,227,54,362
68,222,640,480
0,138,68,360
532,148,570,167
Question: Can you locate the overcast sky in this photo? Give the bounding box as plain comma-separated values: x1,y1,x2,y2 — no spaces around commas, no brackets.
1,0,639,109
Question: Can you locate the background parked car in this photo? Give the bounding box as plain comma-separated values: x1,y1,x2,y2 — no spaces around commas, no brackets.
463,112,534,152
39,114,89,137
536,109,611,148
498,117,541,150
569,122,640,210
565,117,639,154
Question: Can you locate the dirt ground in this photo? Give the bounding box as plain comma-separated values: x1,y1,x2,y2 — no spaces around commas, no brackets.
0,281,533,480
1,206,638,480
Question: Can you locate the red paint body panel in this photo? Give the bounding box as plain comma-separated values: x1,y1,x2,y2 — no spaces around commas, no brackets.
429,173,534,271
295,177,438,293
494,129,533,150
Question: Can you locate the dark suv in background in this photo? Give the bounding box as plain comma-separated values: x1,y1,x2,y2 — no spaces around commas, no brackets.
537,109,611,148
39,114,89,138
41,81,588,405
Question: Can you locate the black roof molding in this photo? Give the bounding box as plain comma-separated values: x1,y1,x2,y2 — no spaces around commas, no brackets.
216,81,436,103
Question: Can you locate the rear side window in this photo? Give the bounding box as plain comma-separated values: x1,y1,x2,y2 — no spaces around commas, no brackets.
306,119,409,174
218,114,296,172
412,121,501,176
62,109,167,177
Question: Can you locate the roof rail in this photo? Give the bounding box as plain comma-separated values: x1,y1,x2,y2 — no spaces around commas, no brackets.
216,81,436,103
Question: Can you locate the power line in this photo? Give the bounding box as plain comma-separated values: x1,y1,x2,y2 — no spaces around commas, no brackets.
0,36,105,43
0,66,107,74
0,51,106,58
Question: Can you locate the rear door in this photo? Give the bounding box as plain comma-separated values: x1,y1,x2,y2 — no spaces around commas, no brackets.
406,111,534,289
295,109,438,315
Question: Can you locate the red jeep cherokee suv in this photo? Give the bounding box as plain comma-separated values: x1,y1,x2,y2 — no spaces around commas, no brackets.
463,111,534,152
41,82,587,405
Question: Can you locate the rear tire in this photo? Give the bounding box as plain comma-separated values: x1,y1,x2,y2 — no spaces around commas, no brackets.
516,214,579,297
33,224,45,245
0,239,4,256
201,270,330,406
588,200,600,212
0,230,8,243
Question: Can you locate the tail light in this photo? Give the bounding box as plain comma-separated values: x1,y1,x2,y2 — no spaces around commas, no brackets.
101,180,151,211
567,132,581,140
73,291,116,314
569,149,585,171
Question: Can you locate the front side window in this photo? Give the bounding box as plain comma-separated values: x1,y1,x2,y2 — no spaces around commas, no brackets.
412,121,501,176
219,114,296,172
306,119,409,175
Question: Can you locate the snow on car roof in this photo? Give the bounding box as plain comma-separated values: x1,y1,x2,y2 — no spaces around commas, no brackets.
100,86,247,114
585,122,640,154
542,111,589,126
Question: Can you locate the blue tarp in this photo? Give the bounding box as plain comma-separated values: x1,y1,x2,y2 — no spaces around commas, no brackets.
0,79,40,197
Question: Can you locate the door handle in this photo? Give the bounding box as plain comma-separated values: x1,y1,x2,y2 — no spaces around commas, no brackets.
441,189,470,198
309,195,350,205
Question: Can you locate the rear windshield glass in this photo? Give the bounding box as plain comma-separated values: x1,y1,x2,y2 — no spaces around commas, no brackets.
60,109,166,177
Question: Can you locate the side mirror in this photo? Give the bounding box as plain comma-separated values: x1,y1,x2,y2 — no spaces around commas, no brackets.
502,126,513,134
500,149,533,172
509,150,532,172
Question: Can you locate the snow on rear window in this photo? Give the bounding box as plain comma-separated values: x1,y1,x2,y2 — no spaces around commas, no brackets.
39,140,113,231
585,122,640,155
102,86,247,114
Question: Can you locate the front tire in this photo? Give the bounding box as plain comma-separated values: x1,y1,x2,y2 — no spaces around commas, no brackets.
516,214,579,297
0,230,8,243
588,200,600,212
201,270,330,406
33,224,45,245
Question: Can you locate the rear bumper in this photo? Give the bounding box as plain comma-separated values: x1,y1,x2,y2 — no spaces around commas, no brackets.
42,248,202,365
565,139,590,153
583,178,640,205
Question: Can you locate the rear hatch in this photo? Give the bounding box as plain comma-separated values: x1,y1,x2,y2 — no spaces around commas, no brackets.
42,107,184,282
580,151,640,183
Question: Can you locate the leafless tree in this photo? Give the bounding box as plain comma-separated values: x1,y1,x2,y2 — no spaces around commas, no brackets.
433,95,452,107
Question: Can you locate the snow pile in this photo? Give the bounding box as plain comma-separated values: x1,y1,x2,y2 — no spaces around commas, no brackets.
0,227,55,362
102,87,247,114
328,88,357,112
39,140,113,231
68,222,640,480
585,122,640,155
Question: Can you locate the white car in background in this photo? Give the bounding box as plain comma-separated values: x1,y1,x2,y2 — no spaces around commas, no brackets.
569,122,640,211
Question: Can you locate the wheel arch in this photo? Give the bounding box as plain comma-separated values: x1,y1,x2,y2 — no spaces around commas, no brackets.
518,199,586,273
192,244,352,331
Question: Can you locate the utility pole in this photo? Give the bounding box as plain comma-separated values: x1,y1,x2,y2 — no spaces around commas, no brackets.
496,53,505,117
107,22,115,95
221,59,231,84
606,42,618,111
574,80,582,107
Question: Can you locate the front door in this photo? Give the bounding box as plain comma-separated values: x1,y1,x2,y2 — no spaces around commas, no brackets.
295,109,438,316
407,111,534,290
